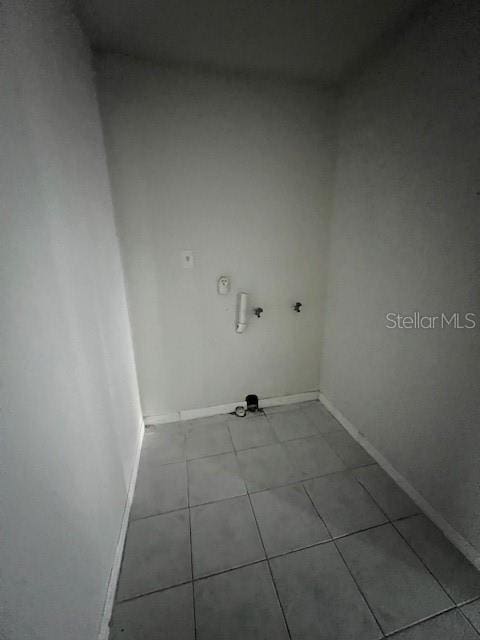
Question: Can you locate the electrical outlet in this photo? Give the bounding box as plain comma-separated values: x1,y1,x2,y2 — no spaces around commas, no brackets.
181,250,194,269
217,275,231,294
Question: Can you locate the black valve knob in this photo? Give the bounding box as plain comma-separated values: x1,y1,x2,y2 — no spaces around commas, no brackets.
254,307,264,318
293,302,302,313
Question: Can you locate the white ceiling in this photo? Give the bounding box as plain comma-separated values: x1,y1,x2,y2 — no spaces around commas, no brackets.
75,0,424,84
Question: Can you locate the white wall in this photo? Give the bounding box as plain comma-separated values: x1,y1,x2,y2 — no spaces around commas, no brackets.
321,0,480,549
97,56,336,417
0,2,142,639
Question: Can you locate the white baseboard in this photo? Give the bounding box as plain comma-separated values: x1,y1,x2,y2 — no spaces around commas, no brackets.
180,402,241,421
261,390,319,409
97,416,145,640
143,390,320,425
319,392,480,570
143,411,181,426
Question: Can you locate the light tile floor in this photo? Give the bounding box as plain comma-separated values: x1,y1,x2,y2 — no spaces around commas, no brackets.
109,401,480,639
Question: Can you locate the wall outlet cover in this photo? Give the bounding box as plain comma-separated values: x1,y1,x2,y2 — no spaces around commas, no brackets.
181,250,194,269
217,275,231,294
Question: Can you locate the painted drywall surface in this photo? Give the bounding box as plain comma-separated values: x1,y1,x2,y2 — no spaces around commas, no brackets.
97,56,336,415
76,0,422,83
321,0,480,548
0,2,142,639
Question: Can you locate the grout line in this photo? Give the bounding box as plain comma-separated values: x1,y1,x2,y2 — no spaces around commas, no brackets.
243,461,377,493
226,422,236,451
193,558,267,583
232,431,320,452
301,483,386,638
266,537,332,558
263,410,288,445
356,482,457,610
303,521,383,545
351,481,466,635
144,427,375,467
457,595,480,608
245,491,293,640
225,420,237,452
185,461,197,640
116,560,269,605
130,463,379,522
131,504,436,560
392,520,457,603
265,421,281,445
319,393,480,572
383,605,458,637
114,573,480,637
457,604,480,637
122,414,480,638
386,512,421,524
354,476,412,525
131,505,189,522
263,406,339,444
115,489,480,638
115,579,195,605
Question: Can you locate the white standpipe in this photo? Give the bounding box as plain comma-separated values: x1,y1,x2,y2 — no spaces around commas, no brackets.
235,292,248,333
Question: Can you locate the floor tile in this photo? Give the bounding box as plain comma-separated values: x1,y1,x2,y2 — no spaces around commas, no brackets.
191,495,265,577
130,461,187,520
142,424,185,464
322,430,374,468
110,584,194,639
268,409,319,441
185,421,233,459
117,510,191,600
305,471,387,537
395,515,480,604
390,609,479,639
145,421,186,436
284,435,345,480
251,484,330,556
270,543,382,640
194,562,289,640
337,524,453,634
354,464,418,519
237,443,299,491
188,452,246,506
228,415,277,450
301,403,344,433
462,600,480,633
